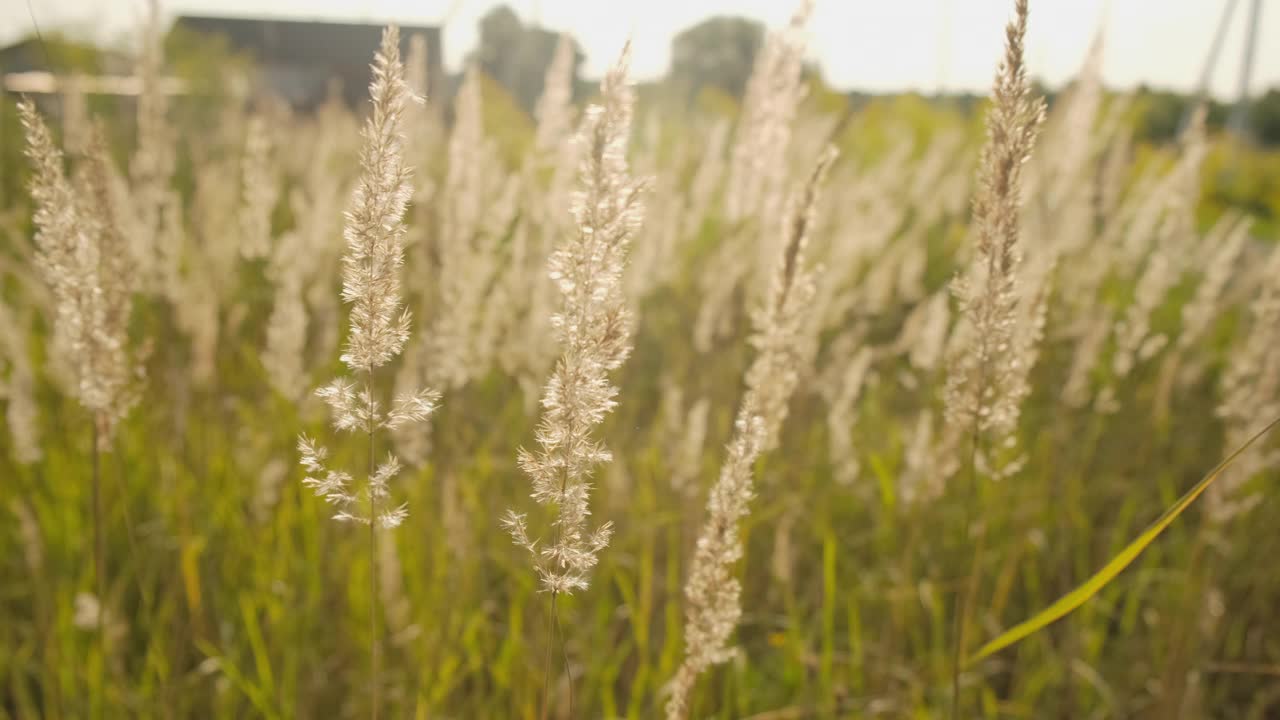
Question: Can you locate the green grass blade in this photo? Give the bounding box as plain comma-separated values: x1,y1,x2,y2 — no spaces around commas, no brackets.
969,415,1280,664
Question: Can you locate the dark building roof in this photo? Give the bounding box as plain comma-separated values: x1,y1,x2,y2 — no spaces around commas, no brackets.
174,15,442,108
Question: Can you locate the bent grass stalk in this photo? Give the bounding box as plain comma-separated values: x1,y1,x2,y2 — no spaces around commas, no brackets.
968,414,1280,663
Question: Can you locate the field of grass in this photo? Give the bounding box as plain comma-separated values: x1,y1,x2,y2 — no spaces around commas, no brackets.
2,2,1280,719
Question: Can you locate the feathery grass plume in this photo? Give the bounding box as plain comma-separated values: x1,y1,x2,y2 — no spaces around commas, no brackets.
1024,28,1104,256
943,1,1044,714
534,35,578,156
903,290,952,374
685,119,731,236
725,0,812,226
21,103,139,447
824,343,873,486
238,114,279,260
401,33,447,217
295,27,438,720
694,1,813,353
497,34,583,391
129,0,173,288
1098,108,1206,411
1212,242,1280,523
944,0,1045,448
0,303,41,464
661,380,711,496
1105,105,1204,277
262,132,346,401
262,272,308,401
1062,310,1110,408
300,25,433,522
502,41,644,597
1179,215,1249,355
22,104,142,709
666,147,835,720
425,65,506,390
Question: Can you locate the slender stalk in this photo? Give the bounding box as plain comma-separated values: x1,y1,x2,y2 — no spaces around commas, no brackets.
91,417,106,718
541,592,555,720
950,427,980,719
542,458,569,719
366,372,379,720
951,351,992,720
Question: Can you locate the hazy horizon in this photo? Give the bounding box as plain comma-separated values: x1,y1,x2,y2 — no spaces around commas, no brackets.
3,0,1276,99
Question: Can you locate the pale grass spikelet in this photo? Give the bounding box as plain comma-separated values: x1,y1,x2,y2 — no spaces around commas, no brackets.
1212,243,1280,523
20,102,139,448
0,305,41,464
945,4,1044,711
750,146,835,451
534,35,577,155
1179,216,1248,353
428,66,506,390
661,379,711,495
253,459,288,525
899,290,951,373
1062,311,1110,408
389,340,434,467
1108,234,1180,383
339,30,418,374
724,0,812,225
667,147,836,720
673,398,711,495
1026,27,1104,254
825,344,873,485
900,409,940,504
685,119,731,237
440,471,471,560
238,114,279,260
695,1,813,353
267,121,348,397
504,43,645,596
491,44,583,389
261,186,323,402
130,0,174,289
262,276,309,401
298,26,438,530
944,0,1046,451
73,592,127,643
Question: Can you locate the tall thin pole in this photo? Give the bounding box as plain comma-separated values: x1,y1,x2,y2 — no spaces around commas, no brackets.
1198,0,1240,98
1228,0,1263,137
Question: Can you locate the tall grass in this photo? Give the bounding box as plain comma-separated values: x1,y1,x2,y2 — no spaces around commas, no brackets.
3,1,1280,717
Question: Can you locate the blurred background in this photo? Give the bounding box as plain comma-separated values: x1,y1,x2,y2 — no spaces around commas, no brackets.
3,1,1280,719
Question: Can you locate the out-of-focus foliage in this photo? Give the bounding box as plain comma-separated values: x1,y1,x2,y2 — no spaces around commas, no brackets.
5,10,1280,720
469,5,583,117
668,16,764,102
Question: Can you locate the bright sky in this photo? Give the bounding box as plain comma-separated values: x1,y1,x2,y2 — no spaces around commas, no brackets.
4,0,1277,98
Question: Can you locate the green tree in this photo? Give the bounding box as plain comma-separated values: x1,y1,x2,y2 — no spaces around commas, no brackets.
470,6,582,117
1251,87,1280,146
668,16,763,102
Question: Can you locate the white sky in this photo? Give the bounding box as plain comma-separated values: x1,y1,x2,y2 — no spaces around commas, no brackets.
4,0,1277,98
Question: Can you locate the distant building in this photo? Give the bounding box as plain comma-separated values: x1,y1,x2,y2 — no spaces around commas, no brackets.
174,15,443,108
